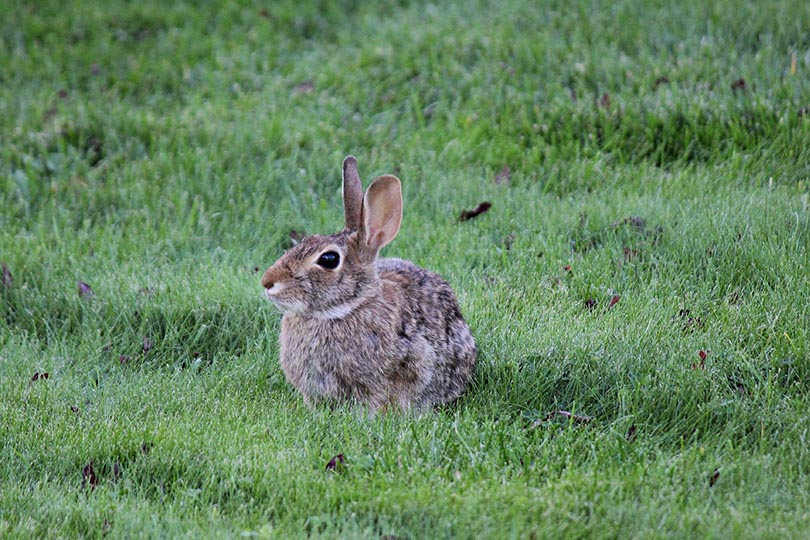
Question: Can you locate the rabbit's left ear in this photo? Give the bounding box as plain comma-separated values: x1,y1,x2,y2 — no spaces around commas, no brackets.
342,156,364,231
362,175,402,254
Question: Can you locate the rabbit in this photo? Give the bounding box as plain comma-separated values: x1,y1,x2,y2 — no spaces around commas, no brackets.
261,156,476,414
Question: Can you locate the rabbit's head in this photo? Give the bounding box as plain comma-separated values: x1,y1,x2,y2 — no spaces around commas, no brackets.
261,156,402,319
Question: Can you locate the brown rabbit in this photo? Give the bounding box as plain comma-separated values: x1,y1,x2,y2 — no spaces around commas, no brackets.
261,156,476,413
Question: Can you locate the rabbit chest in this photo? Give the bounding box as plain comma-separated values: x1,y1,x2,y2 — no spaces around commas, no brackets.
278,311,399,403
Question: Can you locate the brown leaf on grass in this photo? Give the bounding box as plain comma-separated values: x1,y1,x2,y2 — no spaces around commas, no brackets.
2,263,12,288
142,337,154,354
607,295,621,309
623,246,640,261
57,89,69,99
31,371,49,382
119,355,131,364
652,76,670,90
611,216,647,230
731,78,746,92
692,350,707,370
502,233,516,251
458,202,492,222
82,462,98,490
563,265,572,274
112,462,122,482
42,106,58,121
325,453,346,471
708,469,720,487
291,81,315,96
258,8,270,18
626,424,637,442
494,165,511,186
584,298,598,310
78,281,94,298
86,136,103,167
676,309,704,333
598,92,610,108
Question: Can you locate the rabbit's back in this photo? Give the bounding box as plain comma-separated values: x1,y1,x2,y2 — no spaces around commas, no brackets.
377,258,476,407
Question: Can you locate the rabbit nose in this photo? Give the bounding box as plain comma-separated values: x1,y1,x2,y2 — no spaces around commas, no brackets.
261,269,274,289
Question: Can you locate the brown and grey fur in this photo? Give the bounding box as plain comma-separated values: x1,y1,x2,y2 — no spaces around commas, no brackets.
261,156,476,414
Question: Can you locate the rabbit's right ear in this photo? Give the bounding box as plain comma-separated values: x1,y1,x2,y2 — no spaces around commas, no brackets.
362,175,402,255
342,156,363,231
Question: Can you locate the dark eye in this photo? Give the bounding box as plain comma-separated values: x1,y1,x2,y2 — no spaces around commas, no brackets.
316,251,340,269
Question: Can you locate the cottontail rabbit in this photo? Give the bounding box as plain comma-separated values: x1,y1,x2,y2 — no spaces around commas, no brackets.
261,156,476,413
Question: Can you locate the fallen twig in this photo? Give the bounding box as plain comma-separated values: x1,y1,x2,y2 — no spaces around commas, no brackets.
531,410,595,428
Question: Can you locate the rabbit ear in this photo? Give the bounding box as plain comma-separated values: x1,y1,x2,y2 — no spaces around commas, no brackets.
362,175,402,254
342,156,363,231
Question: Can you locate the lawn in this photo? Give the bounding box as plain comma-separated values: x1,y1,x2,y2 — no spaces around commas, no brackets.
1,0,809,538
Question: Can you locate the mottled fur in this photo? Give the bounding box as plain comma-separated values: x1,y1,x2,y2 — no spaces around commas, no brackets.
261,156,476,414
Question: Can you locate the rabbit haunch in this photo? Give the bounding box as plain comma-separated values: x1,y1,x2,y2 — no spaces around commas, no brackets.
261,156,476,413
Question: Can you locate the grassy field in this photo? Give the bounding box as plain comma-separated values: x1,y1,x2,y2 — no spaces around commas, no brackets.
2,0,809,538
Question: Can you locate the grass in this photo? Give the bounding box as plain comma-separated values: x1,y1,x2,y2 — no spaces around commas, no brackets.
1,0,809,537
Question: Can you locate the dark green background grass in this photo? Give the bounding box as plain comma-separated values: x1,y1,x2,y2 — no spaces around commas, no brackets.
1,0,809,538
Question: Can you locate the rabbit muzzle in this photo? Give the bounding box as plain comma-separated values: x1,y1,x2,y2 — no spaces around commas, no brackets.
264,281,286,300
261,263,293,304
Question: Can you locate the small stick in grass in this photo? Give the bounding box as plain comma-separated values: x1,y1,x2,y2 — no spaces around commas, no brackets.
531,410,594,428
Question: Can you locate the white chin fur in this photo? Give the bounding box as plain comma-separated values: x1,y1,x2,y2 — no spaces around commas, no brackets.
269,298,307,314
264,284,307,314
264,283,363,320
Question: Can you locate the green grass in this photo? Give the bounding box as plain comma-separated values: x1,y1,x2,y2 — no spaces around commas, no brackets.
2,0,809,537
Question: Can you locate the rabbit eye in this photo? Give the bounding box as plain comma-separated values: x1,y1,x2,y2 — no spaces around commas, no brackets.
316,251,340,270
